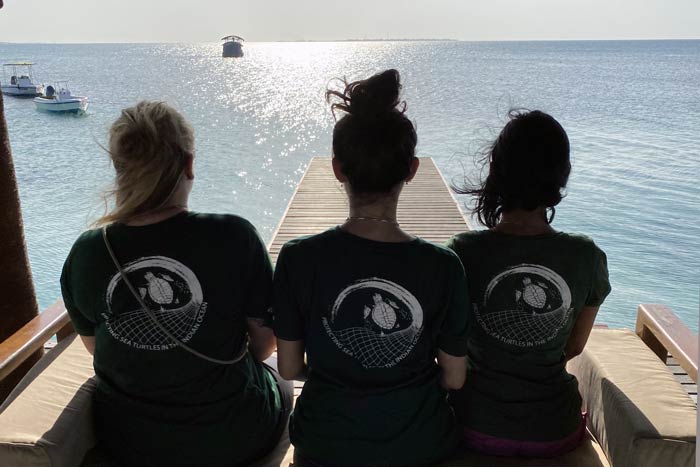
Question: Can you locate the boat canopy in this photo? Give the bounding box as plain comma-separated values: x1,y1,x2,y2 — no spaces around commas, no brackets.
221,35,244,42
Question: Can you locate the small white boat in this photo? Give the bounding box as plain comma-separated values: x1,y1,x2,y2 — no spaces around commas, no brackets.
33,81,88,114
222,35,244,58
1,63,45,97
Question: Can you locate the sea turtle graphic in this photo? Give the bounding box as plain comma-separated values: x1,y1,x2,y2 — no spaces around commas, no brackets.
139,272,177,306
515,277,549,314
105,256,206,348
325,278,424,368
363,293,400,331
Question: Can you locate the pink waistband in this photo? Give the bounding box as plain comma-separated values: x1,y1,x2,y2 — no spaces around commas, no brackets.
462,412,588,458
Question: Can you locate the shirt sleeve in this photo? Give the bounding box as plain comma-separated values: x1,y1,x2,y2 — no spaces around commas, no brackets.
272,244,305,341
438,254,470,356
444,235,459,256
585,246,612,307
60,250,96,336
242,223,274,326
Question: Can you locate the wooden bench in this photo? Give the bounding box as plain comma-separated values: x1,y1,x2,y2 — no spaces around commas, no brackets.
0,305,611,467
0,298,696,465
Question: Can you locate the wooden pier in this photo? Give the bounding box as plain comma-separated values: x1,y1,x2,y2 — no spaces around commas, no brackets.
268,157,469,262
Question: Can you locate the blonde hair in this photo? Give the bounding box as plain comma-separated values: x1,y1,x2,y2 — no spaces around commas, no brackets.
97,101,194,226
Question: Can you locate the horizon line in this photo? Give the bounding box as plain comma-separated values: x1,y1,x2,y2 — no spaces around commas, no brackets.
0,37,699,45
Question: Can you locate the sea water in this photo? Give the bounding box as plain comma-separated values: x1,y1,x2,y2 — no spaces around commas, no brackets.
1,41,698,331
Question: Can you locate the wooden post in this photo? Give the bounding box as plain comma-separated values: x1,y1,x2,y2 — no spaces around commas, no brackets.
0,92,42,401
636,303,698,383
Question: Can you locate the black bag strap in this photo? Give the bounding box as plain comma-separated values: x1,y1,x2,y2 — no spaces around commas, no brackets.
102,225,247,365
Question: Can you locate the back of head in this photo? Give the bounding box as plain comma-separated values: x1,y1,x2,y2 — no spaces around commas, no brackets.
98,101,194,225
327,69,417,195
461,110,571,227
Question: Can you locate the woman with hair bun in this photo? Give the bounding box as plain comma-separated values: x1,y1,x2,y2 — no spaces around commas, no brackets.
60,101,292,466
448,110,611,457
273,70,469,466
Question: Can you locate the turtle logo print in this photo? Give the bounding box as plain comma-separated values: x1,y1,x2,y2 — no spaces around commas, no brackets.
104,256,207,350
322,278,423,368
476,264,573,347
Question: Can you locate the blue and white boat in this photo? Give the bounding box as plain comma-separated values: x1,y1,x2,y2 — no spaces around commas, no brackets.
33,81,88,114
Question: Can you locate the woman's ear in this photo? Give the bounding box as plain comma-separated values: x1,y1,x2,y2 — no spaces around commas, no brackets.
405,157,420,182
331,157,348,183
185,153,195,180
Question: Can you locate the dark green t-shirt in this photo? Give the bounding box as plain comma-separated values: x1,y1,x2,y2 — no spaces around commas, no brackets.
446,230,611,442
60,212,282,467
273,227,469,467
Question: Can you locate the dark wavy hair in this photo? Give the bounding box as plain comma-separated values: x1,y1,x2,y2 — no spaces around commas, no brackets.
455,109,571,228
326,69,417,195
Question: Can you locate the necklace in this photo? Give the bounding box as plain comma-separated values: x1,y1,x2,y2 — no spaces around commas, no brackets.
346,216,399,226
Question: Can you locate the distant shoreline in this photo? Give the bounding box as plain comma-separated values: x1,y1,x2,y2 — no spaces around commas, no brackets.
0,38,698,45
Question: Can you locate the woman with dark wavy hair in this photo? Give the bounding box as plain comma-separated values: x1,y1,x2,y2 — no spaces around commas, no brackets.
273,70,469,466
448,110,611,457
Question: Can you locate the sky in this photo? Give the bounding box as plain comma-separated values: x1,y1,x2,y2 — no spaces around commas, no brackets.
0,0,698,43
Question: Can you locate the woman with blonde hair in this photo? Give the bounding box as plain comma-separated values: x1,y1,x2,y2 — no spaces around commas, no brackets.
61,101,291,466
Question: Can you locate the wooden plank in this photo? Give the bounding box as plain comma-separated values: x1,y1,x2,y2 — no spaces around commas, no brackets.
674,373,695,384
0,300,74,381
664,353,697,402
268,157,469,263
636,304,698,383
